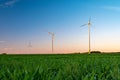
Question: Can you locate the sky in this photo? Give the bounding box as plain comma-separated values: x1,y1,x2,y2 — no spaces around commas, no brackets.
0,0,120,54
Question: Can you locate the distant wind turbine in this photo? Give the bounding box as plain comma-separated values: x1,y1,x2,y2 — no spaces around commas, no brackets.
48,32,55,53
80,17,92,54
27,41,32,53
28,41,32,48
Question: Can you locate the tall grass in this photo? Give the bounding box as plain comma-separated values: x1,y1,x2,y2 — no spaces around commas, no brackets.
0,53,120,80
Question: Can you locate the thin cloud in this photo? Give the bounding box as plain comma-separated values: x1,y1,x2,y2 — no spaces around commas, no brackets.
0,41,5,43
103,6,120,12
5,0,18,6
0,0,19,7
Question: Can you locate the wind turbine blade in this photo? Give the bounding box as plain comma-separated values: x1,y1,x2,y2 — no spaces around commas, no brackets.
89,16,91,22
88,16,91,24
80,24,87,27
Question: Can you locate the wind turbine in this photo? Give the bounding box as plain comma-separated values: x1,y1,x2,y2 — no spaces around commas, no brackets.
28,41,32,48
48,32,55,53
27,41,32,53
80,17,91,54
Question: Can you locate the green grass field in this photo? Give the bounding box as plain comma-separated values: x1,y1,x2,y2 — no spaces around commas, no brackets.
0,53,120,80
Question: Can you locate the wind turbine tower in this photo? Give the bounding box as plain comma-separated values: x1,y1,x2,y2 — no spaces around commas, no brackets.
28,41,32,48
48,32,55,53
27,41,32,53
80,17,91,54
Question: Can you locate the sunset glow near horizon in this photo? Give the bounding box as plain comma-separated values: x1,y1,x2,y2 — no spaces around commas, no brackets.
0,0,120,54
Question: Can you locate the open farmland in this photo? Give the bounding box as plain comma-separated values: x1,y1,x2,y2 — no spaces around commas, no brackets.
0,53,120,80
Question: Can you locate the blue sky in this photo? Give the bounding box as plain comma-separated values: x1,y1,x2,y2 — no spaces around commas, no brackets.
0,0,120,53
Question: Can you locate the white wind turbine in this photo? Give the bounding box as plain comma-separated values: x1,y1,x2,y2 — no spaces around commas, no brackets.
80,17,92,54
48,32,55,53
27,41,32,53
28,41,32,48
